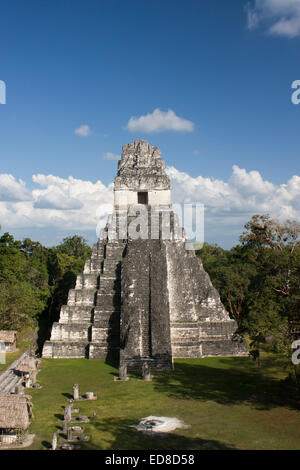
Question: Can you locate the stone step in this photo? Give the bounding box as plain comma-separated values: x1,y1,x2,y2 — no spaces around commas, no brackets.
201,339,249,357
96,293,121,309
99,276,121,294
83,259,102,274
93,306,120,316
93,310,120,328
50,322,91,341
91,241,105,259
42,341,89,358
88,343,119,360
88,343,108,359
59,305,94,324
75,273,100,289
67,289,97,306
124,355,173,371
91,328,120,347
199,321,237,337
91,326,109,343
170,325,200,344
102,260,121,276
105,243,125,260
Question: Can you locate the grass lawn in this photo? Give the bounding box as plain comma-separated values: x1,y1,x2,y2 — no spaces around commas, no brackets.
27,352,300,450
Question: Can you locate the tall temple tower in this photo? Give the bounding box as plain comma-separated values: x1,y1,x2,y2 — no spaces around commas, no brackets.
42,140,248,368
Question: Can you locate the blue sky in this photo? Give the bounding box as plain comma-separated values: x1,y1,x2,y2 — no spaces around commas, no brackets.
1,0,300,248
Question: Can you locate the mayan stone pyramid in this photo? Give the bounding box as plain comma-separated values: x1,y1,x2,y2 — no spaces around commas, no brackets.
42,140,248,369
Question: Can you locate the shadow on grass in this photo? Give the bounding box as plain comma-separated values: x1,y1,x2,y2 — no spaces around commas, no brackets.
42,440,52,449
152,359,300,411
79,417,236,451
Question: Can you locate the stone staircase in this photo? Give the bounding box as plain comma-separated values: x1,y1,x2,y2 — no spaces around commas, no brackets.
42,139,249,369
0,351,30,395
42,238,125,360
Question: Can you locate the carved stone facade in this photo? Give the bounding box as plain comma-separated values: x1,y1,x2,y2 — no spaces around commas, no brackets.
42,140,248,367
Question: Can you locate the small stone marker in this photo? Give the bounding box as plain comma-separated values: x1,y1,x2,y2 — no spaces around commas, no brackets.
116,363,128,381
67,427,73,441
52,432,57,450
24,374,31,388
64,404,72,422
73,384,79,400
142,361,152,381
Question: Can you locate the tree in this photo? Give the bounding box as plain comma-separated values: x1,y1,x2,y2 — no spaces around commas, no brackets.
198,243,256,327
240,214,300,382
240,215,300,330
56,235,92,259
0,234,50,331
0,231,92,350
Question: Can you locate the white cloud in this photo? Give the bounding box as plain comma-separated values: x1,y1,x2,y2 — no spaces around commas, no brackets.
0,174,33,202
103,152,120,160
1,165,300,246
74,125,91,137
0,174,114,234
125,109,195,133
166,164,300,225
246,0,300,37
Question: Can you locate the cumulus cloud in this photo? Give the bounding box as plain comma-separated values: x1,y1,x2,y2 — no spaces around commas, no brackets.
166,164,300,223
0,166,300,246
74,124,91,137
246,0,300,37
125,109,195,133
0,174,33,202
103,152,120,160
0,174,114,235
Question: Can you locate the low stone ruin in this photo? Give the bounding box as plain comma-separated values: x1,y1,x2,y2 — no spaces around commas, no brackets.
75,415,90,423
72,383,97,401
84,391,96,400
114,363,129,381
60,443,81,450
114,359,154,381
17,357,41,390
141,360,152,381
52,385,95,450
